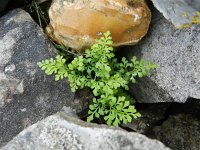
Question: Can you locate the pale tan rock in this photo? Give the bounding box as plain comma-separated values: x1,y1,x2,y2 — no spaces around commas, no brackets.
46,0,151,50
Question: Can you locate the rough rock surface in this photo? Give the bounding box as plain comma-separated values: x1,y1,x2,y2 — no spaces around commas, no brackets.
127,9,200,103
153,114,200,150
0,9,74,146
46,0,151,50
1,107,170,150
151,0,200,28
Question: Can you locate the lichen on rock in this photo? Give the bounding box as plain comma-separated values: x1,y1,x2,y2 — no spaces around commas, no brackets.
39,117,83,150
150,0,200,28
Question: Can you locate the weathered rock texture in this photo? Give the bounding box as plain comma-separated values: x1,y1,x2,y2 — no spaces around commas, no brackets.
0,9,74,146
46,0,151,50
151,0,200,28
127,9,200,103
154,114,200,150
1,107,170,150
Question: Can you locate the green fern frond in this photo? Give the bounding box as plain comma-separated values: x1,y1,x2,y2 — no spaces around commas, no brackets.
38,31,156,126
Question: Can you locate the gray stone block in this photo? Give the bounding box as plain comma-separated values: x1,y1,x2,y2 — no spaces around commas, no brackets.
1,108,171,150
0,9,74,146
151,0,200,27
127,10,200,103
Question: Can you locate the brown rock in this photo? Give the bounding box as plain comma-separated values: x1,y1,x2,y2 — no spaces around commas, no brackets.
46,0,151,51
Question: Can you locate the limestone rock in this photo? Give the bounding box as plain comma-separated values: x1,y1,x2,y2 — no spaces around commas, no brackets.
150,0,200,28
125,9,200,103
1,107,171,150
46,0,151,50
0,9,74,146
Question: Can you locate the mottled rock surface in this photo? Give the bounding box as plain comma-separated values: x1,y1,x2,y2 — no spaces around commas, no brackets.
0,9,74,146
46,0,151,50
154,114,200,150
1,107,170,150
126,9,200,103
151,0,200,28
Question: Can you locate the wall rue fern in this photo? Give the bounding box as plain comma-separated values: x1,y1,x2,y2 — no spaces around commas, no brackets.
38,31,156,126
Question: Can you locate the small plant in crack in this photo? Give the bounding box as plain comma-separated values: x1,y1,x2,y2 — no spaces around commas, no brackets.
38,31,156,126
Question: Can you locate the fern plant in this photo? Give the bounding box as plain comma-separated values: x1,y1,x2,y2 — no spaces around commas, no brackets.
38,31,156,126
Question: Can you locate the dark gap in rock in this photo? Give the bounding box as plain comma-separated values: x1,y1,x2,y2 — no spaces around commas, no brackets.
0,0,36,17
164,98,200,117
122,103,172,134
0,1,52,26
24,0,52,29
71,88,93,119
119,126,137,132
6,0,32,11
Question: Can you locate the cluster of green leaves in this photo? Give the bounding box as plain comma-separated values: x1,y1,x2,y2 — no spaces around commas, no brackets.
38,31,156,126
